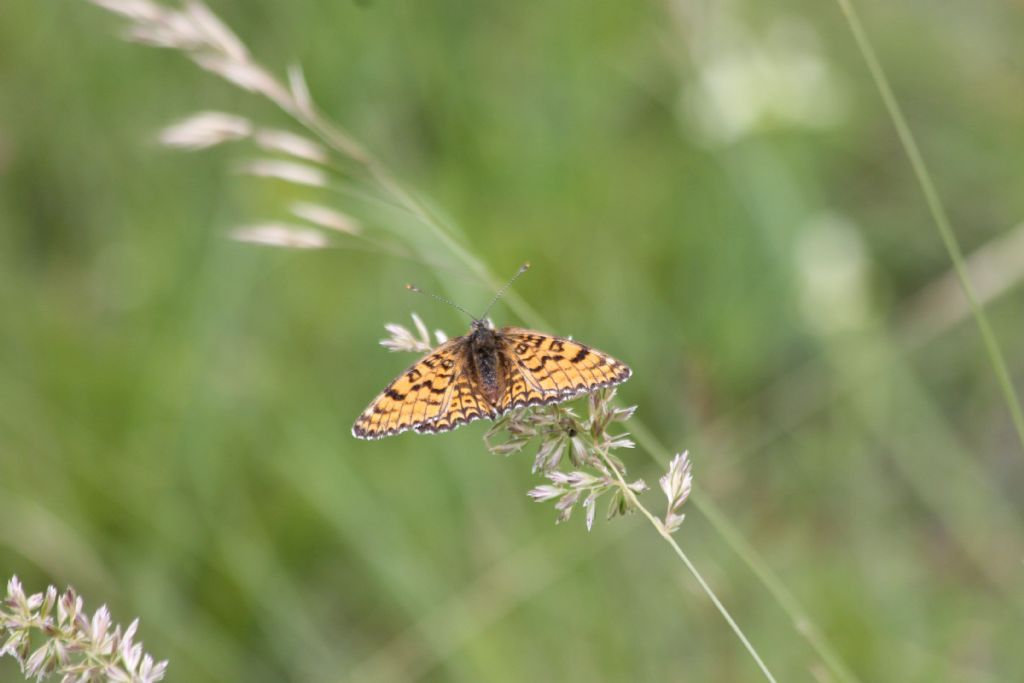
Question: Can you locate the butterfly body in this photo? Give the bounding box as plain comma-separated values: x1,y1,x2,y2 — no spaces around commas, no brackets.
352,321,631,440
466,321,506,405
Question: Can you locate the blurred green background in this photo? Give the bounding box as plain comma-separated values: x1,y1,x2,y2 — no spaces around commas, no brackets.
2,0,1024,681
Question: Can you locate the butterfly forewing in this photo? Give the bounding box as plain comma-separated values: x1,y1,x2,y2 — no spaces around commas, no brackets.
497,327,632,411
351,337,466,439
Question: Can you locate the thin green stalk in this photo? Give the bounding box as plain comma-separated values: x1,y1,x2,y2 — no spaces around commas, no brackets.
629,422,863,683
835,0,1024,454
593,446,779,683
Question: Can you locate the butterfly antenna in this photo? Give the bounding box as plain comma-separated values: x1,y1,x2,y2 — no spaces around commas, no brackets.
405,283,476,321
479,262,530,320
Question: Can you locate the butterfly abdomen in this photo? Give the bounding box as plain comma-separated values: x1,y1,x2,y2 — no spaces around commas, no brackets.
468,327,506,406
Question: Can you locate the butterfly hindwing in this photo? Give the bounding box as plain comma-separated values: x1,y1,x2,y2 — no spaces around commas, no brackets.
415,372,500,434
352,338,466,439
497,327,632,410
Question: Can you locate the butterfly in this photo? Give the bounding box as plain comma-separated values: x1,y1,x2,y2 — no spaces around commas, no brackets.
352,265,632,440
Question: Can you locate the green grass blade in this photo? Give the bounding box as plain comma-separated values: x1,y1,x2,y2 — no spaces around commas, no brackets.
834,0,1024,455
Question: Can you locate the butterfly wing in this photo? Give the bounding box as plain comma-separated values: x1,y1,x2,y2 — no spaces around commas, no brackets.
497,327,632,411
354,326,632,438
414,372,500,435
352,337,468,439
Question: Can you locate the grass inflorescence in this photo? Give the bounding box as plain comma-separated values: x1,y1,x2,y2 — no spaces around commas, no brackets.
1,576,167,683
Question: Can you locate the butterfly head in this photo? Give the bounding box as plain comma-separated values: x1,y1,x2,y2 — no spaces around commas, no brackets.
469,318,498,344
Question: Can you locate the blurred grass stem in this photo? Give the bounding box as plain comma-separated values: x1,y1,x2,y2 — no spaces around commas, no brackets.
629,422,862,683
594,445,779,683
292,100,546,325
835,0,1024,455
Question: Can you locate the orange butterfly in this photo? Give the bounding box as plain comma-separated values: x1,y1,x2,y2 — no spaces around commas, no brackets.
352,265,632,440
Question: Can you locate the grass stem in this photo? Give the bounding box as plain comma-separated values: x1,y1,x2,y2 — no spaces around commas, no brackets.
834,0,1024,455
594,447,780,683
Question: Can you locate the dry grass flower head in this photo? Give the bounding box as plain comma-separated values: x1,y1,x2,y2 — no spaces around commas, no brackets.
1,576,167,683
